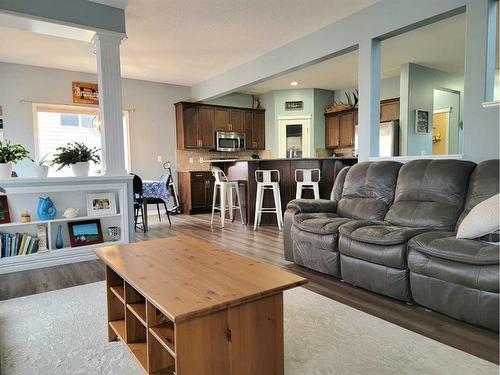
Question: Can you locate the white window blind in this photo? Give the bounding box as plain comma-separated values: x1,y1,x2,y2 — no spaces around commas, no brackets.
34,104,130,177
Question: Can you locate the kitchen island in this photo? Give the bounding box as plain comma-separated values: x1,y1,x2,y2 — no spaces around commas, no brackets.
206,157,357,226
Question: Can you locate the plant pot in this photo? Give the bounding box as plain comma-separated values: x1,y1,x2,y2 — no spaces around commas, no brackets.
71,162,90,177
0,162,13,179
33,165,49,178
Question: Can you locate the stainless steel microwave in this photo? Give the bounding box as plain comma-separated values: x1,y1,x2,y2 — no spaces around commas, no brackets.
216,132,245,152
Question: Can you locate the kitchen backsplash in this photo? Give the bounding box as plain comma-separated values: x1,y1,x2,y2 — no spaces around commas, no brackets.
176,149,273,171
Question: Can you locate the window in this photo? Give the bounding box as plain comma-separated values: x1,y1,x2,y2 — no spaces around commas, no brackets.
34,104,130,177
486,0,500,102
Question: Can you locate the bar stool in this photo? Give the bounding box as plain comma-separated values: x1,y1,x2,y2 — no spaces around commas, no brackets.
254,169,283,231
295,168,321,199
210,167,244,228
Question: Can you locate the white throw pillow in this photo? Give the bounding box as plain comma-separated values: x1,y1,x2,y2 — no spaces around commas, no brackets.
456,194,500,239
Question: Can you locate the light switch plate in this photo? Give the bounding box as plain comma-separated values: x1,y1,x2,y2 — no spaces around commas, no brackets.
157,155,162,162
189,157,193,163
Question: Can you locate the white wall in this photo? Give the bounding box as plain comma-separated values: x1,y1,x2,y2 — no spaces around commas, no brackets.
0,62,190,179
191,0,499,163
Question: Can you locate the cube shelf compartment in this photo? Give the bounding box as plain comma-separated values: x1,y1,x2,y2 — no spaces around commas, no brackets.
105,266,176,374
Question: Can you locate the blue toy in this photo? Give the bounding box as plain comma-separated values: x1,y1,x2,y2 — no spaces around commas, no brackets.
37,197,57,220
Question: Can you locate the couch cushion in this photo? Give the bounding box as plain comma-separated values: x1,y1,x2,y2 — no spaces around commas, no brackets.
336,161,401,220
340,221,428,245
385,159,476,230
409,231,499,265
293,213,351,235
408,248,499,293
457,194,499,239
291,225,342,276
457,159,500,228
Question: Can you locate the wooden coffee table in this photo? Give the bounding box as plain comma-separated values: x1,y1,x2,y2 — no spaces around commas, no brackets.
94,236,307,375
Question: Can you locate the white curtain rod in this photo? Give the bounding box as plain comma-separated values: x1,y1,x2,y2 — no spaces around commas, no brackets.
19,100,135,112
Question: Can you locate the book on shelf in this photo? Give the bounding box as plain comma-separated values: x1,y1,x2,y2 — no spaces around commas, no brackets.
1,232,40,258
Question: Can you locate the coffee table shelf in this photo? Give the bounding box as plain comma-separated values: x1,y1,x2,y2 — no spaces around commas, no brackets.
96,236,307,374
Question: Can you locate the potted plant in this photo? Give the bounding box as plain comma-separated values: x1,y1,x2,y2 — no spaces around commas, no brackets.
33,153,50,178
52,142,100,177
0,140,32,179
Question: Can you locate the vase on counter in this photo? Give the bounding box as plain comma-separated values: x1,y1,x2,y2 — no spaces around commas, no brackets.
55,225,64,249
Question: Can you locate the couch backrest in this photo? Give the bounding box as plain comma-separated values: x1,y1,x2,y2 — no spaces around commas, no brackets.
456,159,499,229
330,166,350,201
336,161,402,220
385,159,476,230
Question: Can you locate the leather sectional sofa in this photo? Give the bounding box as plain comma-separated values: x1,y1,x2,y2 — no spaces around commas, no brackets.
283,159,499,331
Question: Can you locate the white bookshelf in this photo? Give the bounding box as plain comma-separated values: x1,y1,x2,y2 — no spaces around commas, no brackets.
0,175,134,274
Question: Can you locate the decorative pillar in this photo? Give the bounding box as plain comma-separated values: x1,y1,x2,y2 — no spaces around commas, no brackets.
357,38,381,161
93,33,126,176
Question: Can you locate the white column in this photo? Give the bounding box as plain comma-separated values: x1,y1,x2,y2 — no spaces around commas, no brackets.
93,33,126,176
357,38,381,161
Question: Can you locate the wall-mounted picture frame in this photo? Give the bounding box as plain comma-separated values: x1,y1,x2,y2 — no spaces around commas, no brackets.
415,109,430,134
0,196,11,224
68,219,103,248
72,82,99,105
285,101,304,110
87,193,117,216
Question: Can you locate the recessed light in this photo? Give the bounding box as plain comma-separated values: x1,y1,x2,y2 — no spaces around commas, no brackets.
290,81,298,86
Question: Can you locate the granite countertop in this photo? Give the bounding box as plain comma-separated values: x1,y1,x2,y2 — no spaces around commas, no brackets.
202,157,357,163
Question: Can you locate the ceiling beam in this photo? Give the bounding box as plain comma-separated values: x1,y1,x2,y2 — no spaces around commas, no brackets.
0,0,126,41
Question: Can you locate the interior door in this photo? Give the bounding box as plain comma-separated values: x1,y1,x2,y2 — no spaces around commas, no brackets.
432,112,449,155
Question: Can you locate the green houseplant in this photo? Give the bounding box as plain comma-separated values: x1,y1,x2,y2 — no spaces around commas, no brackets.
52,142,100,177
0,140,32,179
33,153,51,178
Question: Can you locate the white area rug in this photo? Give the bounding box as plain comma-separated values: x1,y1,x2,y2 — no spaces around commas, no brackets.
0,282,497,375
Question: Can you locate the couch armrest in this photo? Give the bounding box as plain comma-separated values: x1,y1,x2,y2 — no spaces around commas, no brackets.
286,199,338,214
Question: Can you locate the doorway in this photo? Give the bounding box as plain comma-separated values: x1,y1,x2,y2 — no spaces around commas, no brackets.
277,116,311,158
432,109,450,155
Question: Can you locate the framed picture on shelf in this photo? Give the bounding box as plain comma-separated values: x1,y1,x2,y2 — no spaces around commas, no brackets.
0,196,11,224
68,219,104,248
87,193,117,216
415,109,430,134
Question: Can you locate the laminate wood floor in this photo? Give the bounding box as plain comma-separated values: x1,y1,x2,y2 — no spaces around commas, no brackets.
0,212,498,364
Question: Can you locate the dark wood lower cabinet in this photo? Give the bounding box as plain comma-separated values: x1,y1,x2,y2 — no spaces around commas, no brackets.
178,171,215,214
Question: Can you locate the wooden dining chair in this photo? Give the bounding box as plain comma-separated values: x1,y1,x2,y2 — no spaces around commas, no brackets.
131,174,146,233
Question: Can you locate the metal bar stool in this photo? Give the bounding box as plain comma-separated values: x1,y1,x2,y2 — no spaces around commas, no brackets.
295,168,321,199
254,169,283,231
210,167,244,228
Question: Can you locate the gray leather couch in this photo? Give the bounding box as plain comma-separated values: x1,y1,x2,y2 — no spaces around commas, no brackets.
408,160,499,331
284,159,499,331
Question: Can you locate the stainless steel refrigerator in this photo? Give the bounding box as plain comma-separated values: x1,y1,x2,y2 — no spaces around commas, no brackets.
379,120,399,157
354,120,399,157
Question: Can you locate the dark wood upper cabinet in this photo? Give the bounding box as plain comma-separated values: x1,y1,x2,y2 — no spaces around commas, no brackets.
325,115,340,148
339,112,355,147
176,104,199,148
230,110,245,133
198,107,215,148
249,111,265,150
244,110,253,147
215,108,230,132
325,98,400,149
176,102,265,150
380,99,400,122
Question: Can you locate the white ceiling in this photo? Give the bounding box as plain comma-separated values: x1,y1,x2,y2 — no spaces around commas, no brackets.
0,0,379,86
244,12,466,94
